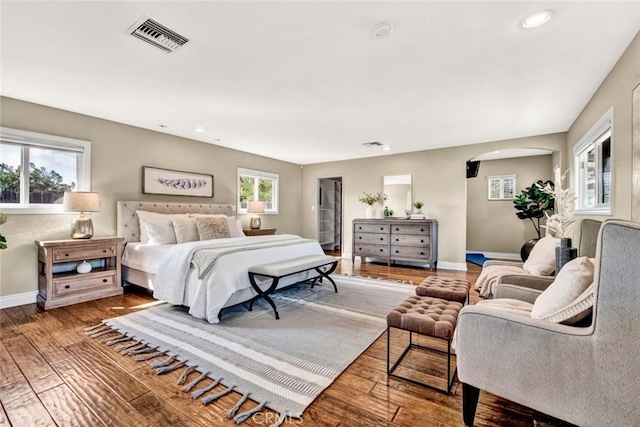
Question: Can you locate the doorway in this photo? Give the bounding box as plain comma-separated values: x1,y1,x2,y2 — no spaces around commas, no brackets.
317,177,342,255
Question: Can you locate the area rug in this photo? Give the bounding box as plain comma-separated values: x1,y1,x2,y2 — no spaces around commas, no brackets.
86,275,415,424
466,252,490,266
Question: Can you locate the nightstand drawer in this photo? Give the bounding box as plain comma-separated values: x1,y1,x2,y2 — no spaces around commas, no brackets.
52,245,117,263
53,271,117,297
354,232,388,245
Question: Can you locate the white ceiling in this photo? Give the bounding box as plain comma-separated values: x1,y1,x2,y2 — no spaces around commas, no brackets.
1,1,639,165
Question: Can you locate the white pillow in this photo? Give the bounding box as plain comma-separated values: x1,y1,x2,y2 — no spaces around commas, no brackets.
171,217,199,243
136,211,186,243
532,256,594,323
142,218,177,245
523,236,560,276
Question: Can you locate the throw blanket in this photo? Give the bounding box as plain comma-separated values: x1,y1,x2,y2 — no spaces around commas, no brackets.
153,235,324,323
474,264,532,298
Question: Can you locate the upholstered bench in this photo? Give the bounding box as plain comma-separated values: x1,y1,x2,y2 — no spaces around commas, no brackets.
416,276,471,305
248,255,339,319
387,295,462,394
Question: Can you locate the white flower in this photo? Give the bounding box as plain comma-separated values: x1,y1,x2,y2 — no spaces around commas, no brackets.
538,170,575,238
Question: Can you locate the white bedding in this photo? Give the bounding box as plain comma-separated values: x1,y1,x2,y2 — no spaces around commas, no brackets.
121,242,173,274
151,234,325,323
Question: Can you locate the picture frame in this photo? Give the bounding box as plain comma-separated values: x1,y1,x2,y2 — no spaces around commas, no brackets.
487,174,516,200
142,166,214,197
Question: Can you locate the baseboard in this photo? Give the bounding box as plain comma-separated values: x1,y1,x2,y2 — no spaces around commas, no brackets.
479,251,521,261
0,290,38,309
436,261,468,271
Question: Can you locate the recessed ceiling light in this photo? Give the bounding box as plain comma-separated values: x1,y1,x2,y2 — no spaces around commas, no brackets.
522,10,553,29
382,146,392,151
194,126,206,133
372,22,393,39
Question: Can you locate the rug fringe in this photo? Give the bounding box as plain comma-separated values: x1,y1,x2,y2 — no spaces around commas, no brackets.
156,360,186,375
102,335,129,346
233,400,266,424
151,354,176,368
128,346,158,356
116,341,142,353
122,343,147,356
192,377,221,399
136,350,167,362
87,328,114,338
177,365,197,385
182,371,208,392
224,391,250,418
202,385,234,405
83,324,105,332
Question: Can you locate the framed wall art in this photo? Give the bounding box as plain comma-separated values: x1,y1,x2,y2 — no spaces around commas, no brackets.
142,166,214,197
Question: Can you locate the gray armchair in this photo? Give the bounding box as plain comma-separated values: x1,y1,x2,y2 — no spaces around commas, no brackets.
457,220,640,426
482,219,602,298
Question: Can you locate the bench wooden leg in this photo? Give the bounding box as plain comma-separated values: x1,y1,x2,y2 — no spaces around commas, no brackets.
248,273,281,320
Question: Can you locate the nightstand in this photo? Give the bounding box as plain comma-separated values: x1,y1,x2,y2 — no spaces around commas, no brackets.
243,228,277,236
35,237,124,310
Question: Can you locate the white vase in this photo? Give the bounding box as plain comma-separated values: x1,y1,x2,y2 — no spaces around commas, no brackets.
365,205,376,218
76,260,92,274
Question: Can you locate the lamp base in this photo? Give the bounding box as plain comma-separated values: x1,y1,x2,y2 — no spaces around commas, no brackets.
71,216,94,239
250,216,261,230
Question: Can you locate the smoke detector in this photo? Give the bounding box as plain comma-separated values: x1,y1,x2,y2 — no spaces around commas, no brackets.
372,22,393,39
126,16,189,53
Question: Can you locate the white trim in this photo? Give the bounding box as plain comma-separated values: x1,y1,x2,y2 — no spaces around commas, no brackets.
436,261,468,271
0,290,38,309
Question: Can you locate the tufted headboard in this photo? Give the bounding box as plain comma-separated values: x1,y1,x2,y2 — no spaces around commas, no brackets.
117,201,235,244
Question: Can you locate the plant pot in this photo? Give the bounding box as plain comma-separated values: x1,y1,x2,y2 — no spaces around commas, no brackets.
520,239,539,262
365,206,376,218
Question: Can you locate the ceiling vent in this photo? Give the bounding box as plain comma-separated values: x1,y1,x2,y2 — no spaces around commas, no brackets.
126,16,189,53
363,141,384,147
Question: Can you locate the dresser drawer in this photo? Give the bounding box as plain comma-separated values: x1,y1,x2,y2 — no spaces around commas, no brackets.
354,244,389,257
353,223,389,234
391,234,430,247
52,245,117,263
391,245,431,260
53,271,117,297
354,232,388,245
390,224,431,235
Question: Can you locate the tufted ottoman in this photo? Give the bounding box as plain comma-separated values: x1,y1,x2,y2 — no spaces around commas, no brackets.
416,276,471,305
386,295,462,394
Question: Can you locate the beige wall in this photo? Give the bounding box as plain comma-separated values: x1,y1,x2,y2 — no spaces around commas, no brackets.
567,31,640,222
0,97,303,297
301,133,566,269
466,155,554,254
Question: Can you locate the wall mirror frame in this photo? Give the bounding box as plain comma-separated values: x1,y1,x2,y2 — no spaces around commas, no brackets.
383,175,412,217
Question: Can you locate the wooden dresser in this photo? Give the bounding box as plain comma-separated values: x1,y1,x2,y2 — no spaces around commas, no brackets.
35,237,124,310
352,219,438,270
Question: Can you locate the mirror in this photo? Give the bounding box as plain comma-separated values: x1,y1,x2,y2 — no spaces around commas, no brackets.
383,175,412,217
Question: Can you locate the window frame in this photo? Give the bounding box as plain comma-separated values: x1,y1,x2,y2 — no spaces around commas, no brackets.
236,167,279,215
573,108,613,215
487,174,517,200
0,127,91,214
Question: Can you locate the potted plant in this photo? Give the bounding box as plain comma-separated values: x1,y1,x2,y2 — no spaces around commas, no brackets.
358,192,383,218
412,201,424,214
513,180,555,260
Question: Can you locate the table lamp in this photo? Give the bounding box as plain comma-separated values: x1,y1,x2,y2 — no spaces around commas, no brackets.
247,201,265,229
63,192,101,239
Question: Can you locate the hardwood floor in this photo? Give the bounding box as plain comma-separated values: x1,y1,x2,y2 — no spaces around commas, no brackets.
0,259,575,427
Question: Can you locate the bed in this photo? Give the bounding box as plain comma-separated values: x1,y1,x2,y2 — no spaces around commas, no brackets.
117,201,325,323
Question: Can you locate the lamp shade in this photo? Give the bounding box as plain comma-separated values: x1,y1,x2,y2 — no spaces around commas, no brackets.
247,201,265,214
63,192,101,213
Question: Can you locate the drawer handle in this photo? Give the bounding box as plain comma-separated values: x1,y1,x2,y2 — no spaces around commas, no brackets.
395,250,399,253
380,237,383,241
379,249,383,252
359,247,362,250
358,236,362,240
358,226,362,230
421,239,424,243
102,279,108,283
103,249,107,253
395,227,399,231
395,238,399,242
64,285,70,289
64,253,69,257
421,252,425,255
421,228,424,232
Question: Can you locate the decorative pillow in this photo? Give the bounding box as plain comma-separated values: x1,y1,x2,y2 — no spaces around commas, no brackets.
136,211,186,243
523,236,560,276
189,214,244,238
196,217,230,240
141,218,177,245
171,217,199,243
532,256,595,324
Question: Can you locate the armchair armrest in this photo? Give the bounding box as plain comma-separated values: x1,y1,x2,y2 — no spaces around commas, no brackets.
495,274,554,292
493,284,542,303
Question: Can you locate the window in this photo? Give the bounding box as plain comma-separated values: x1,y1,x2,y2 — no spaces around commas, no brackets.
237,168,279,214
573,108,613,215
487,174,516,200
0,127,91,214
